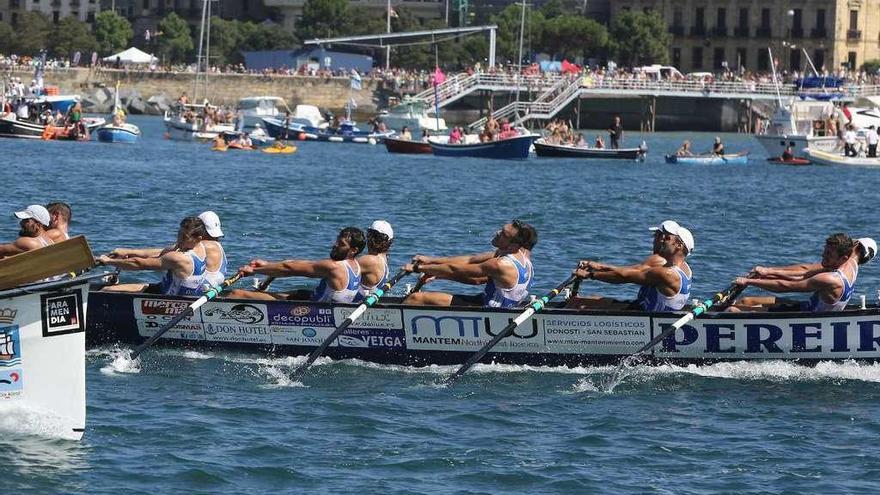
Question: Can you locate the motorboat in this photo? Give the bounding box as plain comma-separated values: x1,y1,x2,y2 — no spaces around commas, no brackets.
235,96,291,130
378,98,447,132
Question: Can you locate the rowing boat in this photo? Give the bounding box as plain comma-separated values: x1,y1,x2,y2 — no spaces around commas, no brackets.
767,157,811,166
665,153,749,165
429,134,537,160
384,136,432,154
86,291,880,366
533,139,646,160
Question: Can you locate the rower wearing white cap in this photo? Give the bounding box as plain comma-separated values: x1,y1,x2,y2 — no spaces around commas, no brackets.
0,204,54,258
402,219,537,308
108,210,225,260
356,220,393,302
731,233,858,312
568,220,694,311
747,236,876,284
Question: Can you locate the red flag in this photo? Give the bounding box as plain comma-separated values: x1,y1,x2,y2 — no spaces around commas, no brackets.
433,66,446,86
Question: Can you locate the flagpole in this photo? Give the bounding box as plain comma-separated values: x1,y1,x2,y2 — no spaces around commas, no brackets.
386,0,391,70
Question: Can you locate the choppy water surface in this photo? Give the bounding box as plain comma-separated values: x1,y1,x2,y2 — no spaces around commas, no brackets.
3,117,880,493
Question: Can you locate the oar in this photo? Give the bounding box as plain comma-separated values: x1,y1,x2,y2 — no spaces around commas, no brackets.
445,274,579,385
255,276,275,291
289,266,414,379
130,273,242,360
611,277,750,377
410,273,430,294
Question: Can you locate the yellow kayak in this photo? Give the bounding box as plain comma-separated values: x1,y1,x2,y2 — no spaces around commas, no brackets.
212,144,228,152
262,144,297,154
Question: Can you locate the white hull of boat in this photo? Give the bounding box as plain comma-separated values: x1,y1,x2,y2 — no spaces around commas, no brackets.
754,134,838,157
805,149,880,167
163,118,235,141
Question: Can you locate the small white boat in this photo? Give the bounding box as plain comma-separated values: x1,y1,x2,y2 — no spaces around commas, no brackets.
164,103,236,141
805,149,880,167
754,100,837,158
379,98,447,132
235,96,291,130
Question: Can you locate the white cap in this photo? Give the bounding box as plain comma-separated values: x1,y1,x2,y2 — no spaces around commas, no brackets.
14,204,50,226
198,210,224,238
857,237,877,264
649,220,694,255
369,220,393,240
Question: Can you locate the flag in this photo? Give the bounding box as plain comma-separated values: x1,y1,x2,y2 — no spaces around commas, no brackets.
350,70,362,91
433,66,446,86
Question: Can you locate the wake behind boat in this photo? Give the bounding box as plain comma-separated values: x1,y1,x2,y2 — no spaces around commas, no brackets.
86,290,880,367
534,138,646,160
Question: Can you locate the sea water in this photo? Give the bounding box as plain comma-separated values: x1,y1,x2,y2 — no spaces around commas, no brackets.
1,117,879,493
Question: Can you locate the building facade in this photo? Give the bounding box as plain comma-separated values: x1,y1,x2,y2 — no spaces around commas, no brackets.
609,0,880,73
263,0,445,32
3,0,100,24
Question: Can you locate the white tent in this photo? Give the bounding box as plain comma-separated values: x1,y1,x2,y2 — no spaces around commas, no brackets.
102,47,157,64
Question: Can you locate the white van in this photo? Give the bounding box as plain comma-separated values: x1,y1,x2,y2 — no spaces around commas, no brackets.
635,64,685,80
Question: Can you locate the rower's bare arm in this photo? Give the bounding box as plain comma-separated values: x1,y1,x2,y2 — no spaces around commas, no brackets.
413,251,495,266
420,260,491,285
256,259,334,278
0,241,25,258
592,265,672,287
160,251,192,277
756,263,820,279
111,247,164,258
742,273,832,293
101,254,163,271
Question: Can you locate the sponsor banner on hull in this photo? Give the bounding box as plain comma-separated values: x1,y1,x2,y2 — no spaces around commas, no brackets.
654,315,880,359
540,315,650,354
204,323,271,344
136,320,205,341
134,298,194,319
201,302,268,325
338,328,405,349
268,303,334,327
41,291,85,337
271,326,337,347
403,309,547,353
333,307,403,330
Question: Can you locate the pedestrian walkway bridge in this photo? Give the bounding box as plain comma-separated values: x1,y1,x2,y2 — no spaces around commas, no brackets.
411,73,880,130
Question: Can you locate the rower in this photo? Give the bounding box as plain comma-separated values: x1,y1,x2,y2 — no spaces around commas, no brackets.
729,233,858,312
108,210,226,261
676,140,693,156
356,220,393,302
712,136,724,155
0,205,54,258
781,145,794,161
402,219,536,308
567,221,694,311
45,201,71,242
228,227,365,302
99,216,224,294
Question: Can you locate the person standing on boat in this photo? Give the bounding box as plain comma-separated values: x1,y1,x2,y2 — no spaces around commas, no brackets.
844,124,858,157
711,136,724,156
0,205,55,258
729,233,858,312
45,202,71,242
402,220,536,308
866,126,879,158
607,116,623,149
356,220,393,302
567,221,694,311
229,227,365,302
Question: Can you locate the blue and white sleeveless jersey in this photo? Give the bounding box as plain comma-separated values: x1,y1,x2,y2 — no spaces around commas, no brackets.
636,266,691,312
312,260,361,303
356,254,389,302
159,244,211,296
804,264,857,312
203,241,228,288
482,254,533,308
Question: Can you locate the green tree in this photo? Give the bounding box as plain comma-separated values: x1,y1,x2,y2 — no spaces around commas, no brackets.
541,15,606,61
0,21,13,53
243,23,298,51
10,11,51,55
209,17,244,64
608,10,671,66
94,11,133,55
491,4,545,65
157,12,193,63
53,16,99,59
863,59,880,74
298,0,351,39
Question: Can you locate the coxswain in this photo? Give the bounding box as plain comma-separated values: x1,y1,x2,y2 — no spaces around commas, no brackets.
676,140,693,156
45,201,71,242
712,136,724,156
567,221,694,311
0,205,54,258
781,145,794,161
729,233,858,312
403,220,536,308
228,227,365,302
99,215,227,294
357,220,393,301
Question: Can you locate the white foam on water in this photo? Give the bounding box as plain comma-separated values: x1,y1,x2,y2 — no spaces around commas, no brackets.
258,364,306,389
99,348,141,375
0,403,81,441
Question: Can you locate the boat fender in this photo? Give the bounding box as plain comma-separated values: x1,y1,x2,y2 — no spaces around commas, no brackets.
353,137,366,143
305,133,318,140
329,136,343,142
298,133,306,141
368,138,377,145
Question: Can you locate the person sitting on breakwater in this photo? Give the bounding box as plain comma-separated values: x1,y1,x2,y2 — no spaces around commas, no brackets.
229,227,365,302
711,136,724,156
357,220,394,302
99,216,228,295
567,220,694,311
402,219,536,308
0,205,55,258
676,140,693,156
728,233,858,312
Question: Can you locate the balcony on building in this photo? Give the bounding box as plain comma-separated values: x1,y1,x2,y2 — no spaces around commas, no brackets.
669,25,684,36
711,26,727,37
690,25,706,36
791,27,803,38
847,29,861,40
811,27,827,39
734,26,749,37
756,27,771,37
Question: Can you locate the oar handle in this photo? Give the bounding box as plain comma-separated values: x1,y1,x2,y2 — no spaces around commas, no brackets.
446,274,578,385
130,273,242,360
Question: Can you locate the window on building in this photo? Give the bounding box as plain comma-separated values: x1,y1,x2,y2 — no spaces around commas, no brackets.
757,49,769,71
716,8,725,28
848,51,857,70
11,12,17,25
673,47,681,67
790,48,801,72
673,8,682,27
86,11,94,22
736,47,747,70
695,7,704,26
713,47,725,69
52,10,59,22
761,8,770,29
692,47,704,69
850,10,858,30
793,9,802,30
813,49,825,71
738,8,747,28
143,0,149,9
816,9,825,29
